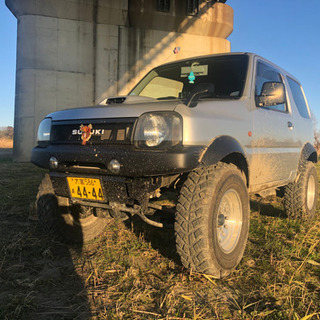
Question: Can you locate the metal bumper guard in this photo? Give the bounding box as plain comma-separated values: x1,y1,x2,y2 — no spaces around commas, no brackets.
31,144,203,177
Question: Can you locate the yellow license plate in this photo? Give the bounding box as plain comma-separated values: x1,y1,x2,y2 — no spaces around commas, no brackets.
67,177,104,201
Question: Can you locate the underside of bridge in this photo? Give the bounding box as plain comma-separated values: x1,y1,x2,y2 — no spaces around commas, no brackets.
6,0,233,161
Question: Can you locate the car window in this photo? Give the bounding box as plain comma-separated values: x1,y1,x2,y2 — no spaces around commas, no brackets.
255,61,286,112
287,77,310,119
139,77,183,99
130,55,249,100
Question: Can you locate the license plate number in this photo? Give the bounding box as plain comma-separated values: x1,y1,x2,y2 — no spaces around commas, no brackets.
67,177,104,201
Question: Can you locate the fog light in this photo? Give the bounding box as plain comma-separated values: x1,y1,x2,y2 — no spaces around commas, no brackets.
108,159,120,174
49,156,59,169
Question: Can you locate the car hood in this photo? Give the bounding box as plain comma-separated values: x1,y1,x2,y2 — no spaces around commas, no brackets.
47,96,182,121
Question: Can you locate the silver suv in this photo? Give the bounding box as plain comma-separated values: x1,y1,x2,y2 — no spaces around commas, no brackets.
32,52,318,278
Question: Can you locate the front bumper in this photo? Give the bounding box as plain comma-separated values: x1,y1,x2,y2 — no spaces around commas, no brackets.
31,144,204,177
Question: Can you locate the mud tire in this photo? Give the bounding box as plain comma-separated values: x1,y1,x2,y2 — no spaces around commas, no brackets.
175,163,250,278
284,161,318,220
37,174,108,243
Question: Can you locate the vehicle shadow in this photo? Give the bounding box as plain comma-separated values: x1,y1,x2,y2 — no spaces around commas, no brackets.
125,195,287,266
125,210,182,265
0,197,91,319
32,234,91,320
250,197,286,218
34,196,91,319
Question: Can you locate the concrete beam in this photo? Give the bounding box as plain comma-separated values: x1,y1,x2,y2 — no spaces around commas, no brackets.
129,1,233,38
5,0,128,25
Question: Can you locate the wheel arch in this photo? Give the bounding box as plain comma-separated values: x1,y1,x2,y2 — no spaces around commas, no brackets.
300,142,317,164
199,136,249,186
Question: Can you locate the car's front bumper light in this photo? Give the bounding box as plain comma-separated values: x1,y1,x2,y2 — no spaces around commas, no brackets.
134,112,182,148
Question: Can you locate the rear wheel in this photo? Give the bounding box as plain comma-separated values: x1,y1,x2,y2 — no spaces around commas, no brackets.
175,163,250,278
37,174,108,243
284,161,318,220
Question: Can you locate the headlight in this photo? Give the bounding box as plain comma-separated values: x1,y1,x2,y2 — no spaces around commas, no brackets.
37,118,52,147
134,112,182,148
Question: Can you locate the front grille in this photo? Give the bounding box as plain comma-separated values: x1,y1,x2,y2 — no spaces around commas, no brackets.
51,118,136,145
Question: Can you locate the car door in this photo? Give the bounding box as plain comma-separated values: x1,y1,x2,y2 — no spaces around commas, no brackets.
249,60,300,190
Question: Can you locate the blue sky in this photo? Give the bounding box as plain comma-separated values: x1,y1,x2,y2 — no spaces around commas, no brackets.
0,0,320,127
0,1,16,127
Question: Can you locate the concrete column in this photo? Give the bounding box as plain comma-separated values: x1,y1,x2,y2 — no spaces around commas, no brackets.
6,0,128,161
6,0,233,161
12,15,95,161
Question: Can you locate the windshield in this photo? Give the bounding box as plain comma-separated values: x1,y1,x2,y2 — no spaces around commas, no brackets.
129,54,249,100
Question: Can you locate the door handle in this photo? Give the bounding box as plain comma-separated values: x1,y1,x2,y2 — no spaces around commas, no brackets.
288,121,294,130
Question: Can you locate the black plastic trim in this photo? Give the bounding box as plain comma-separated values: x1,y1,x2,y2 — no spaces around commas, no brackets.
31,144,204,177
200,136,247,166
301,142,317,163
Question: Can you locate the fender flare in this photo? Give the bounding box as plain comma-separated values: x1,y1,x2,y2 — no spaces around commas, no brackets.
200,136,247,166
300,142,317,163
199,136,249,186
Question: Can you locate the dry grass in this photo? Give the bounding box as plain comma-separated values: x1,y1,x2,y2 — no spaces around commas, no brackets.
1,158,320,319
0,137,13,148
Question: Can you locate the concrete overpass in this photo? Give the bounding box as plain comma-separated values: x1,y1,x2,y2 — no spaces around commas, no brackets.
6,0,233,161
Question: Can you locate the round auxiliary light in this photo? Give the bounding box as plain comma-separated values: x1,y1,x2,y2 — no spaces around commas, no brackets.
49,156,59,169
108,159,121,174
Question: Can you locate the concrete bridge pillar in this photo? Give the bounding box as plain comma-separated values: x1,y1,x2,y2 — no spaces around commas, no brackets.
6,0,233,161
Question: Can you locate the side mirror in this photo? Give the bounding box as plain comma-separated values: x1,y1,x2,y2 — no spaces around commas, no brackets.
185,83,215,108
257,82,285,107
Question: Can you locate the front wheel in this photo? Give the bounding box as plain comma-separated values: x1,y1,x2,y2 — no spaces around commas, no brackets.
37,174,108,243
175,163,250,278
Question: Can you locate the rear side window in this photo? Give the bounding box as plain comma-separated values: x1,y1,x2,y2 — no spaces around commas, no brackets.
287,77,310,119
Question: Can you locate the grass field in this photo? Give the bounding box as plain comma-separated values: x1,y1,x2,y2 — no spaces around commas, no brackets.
0,137,13,149
0,158,320,319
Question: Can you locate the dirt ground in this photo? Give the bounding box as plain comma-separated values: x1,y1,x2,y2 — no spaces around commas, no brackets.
0,158,241,319
0,158,92,319
1,157,320,319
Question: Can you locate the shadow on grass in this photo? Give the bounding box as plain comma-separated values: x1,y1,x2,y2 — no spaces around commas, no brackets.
0,159,91,319
0,148,13,159
0,213,92,320
250,198,286,219
125,197,288,268
125,210,182,265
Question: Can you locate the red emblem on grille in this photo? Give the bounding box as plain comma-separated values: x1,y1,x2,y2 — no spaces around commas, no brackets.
80,124,92,145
